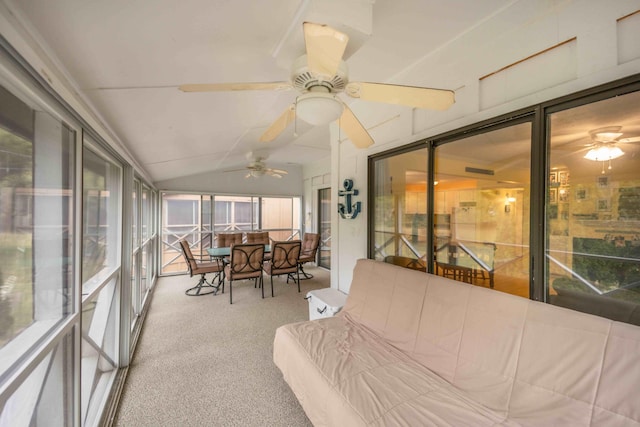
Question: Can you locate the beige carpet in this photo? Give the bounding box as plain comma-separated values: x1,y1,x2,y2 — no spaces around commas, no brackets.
115,267,330,426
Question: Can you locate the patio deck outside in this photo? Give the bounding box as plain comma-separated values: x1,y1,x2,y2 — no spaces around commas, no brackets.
161,193,301,274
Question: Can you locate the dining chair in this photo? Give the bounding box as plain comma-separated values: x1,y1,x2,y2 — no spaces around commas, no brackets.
245,231,270,244
245,231,271,260
216,232,243,248
223,243,265,304
264,240,301,295
298,233,320,279
179,239,223,296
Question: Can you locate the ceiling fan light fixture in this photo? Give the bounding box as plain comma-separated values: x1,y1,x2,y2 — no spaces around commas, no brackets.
295,92,343,125
584,144,625,161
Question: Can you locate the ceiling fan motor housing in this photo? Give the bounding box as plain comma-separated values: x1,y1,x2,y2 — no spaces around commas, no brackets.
248,160,266,170
291,55,348,93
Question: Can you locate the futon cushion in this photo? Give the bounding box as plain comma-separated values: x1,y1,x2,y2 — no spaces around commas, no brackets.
274,315,518,426
339,259,640,425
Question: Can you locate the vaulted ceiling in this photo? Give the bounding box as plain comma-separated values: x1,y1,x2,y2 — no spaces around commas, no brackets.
7,0,511,183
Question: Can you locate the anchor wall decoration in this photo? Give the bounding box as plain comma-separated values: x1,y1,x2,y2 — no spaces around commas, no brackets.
338,179,361,219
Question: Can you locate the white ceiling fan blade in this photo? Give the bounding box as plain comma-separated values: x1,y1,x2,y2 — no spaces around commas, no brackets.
223,167,250,173
303,22,349,79
339,104,374,149
270,173,283,178
179,82,292,92
269,168,288,175
618,136,640,143
260,104,296,143
346,82,455,110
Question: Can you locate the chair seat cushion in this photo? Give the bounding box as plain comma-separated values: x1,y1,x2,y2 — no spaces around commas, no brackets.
192,261,223,274
264,263,297,275
224,265,261,280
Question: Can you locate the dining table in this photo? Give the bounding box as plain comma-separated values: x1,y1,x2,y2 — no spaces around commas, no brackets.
206,244,271,259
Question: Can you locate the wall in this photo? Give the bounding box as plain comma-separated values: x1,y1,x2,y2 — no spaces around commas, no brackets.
332,0,640,293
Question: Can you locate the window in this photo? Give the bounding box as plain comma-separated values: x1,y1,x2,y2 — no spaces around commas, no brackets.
0,331,75,426
0,42,159,427
0,69,76,426
82,146,122,291
131,179,139,329
370,129,533,299
167,198,199,226
434,122,532,297
371,147,429,268
161,193,302,274
131,180,156,330
161,194,206,274
81,138,122,425
261,197,301,241
547,89,640,323
0,83,75,378
369,77,640,325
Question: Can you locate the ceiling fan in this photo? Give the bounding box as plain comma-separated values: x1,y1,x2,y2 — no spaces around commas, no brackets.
224,154,288,179
179,22,455,148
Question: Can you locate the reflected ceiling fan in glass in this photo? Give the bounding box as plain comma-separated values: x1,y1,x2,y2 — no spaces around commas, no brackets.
583,127,628,173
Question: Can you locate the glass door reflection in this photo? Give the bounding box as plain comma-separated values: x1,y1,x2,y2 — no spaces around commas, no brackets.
434,122,532,297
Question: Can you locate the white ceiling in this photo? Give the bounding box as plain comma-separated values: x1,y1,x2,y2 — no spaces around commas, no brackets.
7,0,512,183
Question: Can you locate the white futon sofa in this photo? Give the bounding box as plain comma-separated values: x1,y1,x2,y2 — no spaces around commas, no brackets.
274,259,640,426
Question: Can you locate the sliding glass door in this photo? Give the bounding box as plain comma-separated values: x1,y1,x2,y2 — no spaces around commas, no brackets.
371,146,429,268
368,76,640,326
434,122,532,297
546,89,640,321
